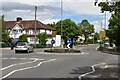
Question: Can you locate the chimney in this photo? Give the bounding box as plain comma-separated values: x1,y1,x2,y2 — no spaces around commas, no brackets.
16,17,22,23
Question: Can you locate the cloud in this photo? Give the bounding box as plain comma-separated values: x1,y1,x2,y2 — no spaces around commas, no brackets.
2,2,60,12
2,0,112,29
63,1,102,16
2,0,60,6
92,15,111,33
2,2,61,21
41,19,60,24
2,2,34,11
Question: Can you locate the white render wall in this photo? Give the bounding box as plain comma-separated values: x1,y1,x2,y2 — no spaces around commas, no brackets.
46,38,52,44
55,35,61,47
10,24,23,39
40,29,45,33
28,37,52,45
46,30,52,34
9,24,54,44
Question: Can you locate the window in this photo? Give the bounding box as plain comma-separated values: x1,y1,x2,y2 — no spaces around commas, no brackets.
26,30,29,34
13,29,18,34
30,38,34,42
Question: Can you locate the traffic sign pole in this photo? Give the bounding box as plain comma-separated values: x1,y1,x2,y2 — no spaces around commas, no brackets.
99,30,106,47
51,39,55,50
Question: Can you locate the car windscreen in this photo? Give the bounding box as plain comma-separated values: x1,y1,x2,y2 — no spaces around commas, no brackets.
17,42,26,46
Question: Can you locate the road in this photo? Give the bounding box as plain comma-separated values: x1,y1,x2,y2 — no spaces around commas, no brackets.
1,45,119,80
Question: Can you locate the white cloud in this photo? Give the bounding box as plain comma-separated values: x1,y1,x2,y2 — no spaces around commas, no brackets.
41,19,60,24
2,0,60,6
2,1,61,21
2,0,112,28
63,1,102,15
92,21,103,32
91,11,111,32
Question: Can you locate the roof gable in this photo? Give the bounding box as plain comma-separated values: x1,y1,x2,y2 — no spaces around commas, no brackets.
12,24,23,30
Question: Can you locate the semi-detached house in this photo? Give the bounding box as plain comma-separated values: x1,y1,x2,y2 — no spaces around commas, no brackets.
5,17,56,45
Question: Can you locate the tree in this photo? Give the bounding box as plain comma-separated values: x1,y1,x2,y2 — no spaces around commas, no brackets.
0,15,5,42
1,15,11,46
78,20,95,43
1,15,5,33
19,34,28,42
94,32,99,43
0,16,2,42
97,1,120,48
2,32,11,46
54,19,80,46
37,33,47,45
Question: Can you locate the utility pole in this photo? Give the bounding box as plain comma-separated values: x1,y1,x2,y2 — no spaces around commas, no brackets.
99,21,103,47
61,0,63,48
99,21,102,30
34,6,37,48
104,11,106,29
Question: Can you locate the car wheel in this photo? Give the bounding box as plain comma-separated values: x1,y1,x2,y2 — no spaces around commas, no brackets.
32,49,34,52
15,50,18,53
27,49,30,53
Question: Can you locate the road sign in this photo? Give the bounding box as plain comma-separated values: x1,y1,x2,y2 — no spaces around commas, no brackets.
51,39,55,45
67,40,72,48
67,40,72,44
99,30,106,39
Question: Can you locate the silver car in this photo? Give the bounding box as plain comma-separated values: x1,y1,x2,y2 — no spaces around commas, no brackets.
15,42,34,53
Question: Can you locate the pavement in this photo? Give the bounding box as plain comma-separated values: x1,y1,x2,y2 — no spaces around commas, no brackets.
101,48,120,55
1,44,119,80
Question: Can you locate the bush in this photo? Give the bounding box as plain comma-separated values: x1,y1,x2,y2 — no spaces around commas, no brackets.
37,33,47,45
97,46,104,51
19,34,28,42
36,44,46,48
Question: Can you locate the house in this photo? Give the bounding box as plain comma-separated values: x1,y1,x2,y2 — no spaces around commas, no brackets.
5,17,56,45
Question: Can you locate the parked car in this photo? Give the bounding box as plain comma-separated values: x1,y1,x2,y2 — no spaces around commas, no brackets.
0,42,9,48
15,42,34,53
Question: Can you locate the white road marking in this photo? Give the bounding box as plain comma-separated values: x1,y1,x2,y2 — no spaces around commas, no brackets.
2,58,9,60
1,59,44,70
10,58,17,60
29,58,39,60
19,58,27,60
104,65,108,68
2,58,41,60
79,63,106,78
81,52,89,54
1,59,56,79
36,52,43,54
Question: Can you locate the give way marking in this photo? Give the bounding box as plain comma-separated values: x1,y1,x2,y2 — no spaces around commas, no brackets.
1,59,56,79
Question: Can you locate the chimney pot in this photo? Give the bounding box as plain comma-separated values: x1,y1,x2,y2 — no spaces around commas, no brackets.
16,17,22,22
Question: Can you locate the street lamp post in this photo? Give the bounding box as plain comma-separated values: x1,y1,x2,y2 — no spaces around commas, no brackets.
99,21,103,31
61,0,63,48
99,21,103,46
104,11,107,29
34,6,37,48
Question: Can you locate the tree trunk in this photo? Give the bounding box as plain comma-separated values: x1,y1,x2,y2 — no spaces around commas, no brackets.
84,33,87,43
109,38,113,47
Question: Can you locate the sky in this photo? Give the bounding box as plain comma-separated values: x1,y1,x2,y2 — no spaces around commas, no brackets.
1,0,112,32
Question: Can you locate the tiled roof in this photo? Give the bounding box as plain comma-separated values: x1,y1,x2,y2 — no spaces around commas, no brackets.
27,34,52,38
5,20,56,30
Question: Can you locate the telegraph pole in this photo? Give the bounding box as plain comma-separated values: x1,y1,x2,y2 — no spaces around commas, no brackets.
34,6,37,48
61,0,63,48
104,11,107,29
